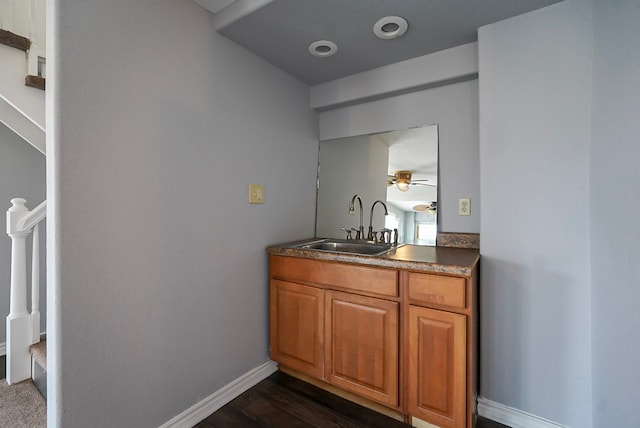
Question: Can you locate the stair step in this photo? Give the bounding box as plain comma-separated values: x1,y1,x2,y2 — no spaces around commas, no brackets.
29,340,46,373
29,340,47,399
25,75,45,90
0,29,30,52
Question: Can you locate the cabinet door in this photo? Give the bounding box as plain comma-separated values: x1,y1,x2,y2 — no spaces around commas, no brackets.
325,290,399,407
269,279,324,379
407,305,467,428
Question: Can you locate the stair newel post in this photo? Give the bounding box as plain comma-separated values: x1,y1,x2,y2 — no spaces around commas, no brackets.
6,198,32,384
31,223,40,344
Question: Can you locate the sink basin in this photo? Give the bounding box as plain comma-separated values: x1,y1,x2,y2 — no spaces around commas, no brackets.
294,239,396,257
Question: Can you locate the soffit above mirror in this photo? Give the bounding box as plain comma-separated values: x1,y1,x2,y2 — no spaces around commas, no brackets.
195,0,564,85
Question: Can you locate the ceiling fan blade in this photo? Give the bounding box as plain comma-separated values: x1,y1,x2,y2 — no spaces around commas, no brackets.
410,182,437,187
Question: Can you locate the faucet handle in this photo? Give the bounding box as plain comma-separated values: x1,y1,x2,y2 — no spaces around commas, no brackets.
351,228,362,239
379,228,392,244
340,227,353,240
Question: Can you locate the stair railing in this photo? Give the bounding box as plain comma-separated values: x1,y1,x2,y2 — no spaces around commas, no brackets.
5,197,46,384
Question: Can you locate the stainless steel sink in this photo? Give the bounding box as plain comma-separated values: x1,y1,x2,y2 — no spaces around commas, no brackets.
293,238,396,257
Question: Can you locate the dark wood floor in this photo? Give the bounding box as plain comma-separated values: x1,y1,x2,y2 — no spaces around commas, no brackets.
195,371,509,428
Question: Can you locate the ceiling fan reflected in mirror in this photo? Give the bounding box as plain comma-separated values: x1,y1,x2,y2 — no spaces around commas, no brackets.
387,170,435,192
412,201,437,214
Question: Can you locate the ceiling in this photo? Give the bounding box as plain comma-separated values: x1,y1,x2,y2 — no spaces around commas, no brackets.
380,125,438,213
381,125,438,187
197,0,563,85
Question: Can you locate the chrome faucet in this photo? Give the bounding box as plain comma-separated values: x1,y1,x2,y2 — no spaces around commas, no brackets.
368,200,389,240
349,195,365,239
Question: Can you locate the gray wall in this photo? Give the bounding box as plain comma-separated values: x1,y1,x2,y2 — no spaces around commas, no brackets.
319,80,480,234
316,135,389,239
0,123,46,348
478,1,593,426
47,0,318,426
590,0,640,426
40,0,640,426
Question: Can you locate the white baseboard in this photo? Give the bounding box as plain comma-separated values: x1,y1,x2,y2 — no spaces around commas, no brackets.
478,396,568,428
159,360,278,428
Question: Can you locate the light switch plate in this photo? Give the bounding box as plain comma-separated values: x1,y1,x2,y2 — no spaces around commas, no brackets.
458,198,471,216
249,184,264,204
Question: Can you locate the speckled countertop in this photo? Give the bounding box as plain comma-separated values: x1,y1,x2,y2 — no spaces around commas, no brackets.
268,238,479,276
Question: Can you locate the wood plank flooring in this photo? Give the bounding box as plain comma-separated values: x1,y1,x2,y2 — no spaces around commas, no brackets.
0,360,510,427
195,371,510,428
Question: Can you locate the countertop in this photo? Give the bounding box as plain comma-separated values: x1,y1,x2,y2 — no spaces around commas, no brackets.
268,238,479,276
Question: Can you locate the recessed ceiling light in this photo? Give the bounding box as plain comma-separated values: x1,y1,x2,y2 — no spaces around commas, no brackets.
373,16,408,39
308,40,338,57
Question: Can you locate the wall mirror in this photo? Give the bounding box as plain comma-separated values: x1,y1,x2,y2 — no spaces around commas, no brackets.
315,124,438,246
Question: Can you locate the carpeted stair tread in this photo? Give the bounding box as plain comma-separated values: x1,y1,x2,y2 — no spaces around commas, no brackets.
29,340,46,372
0,379,46,428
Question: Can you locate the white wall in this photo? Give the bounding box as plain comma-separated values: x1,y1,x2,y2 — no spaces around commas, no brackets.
478,1,593,427
47,0,318,426
0,35,46,155
0,123,46,349
318,80,480,234
590,0,640,426
0,42,45,129
0,0,47,64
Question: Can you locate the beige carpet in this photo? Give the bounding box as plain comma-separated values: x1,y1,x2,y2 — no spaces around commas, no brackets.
0,378,46,428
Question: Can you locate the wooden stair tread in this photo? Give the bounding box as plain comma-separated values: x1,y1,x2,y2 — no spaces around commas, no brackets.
29,340,46,372
25,75,45,90
0,29,30,52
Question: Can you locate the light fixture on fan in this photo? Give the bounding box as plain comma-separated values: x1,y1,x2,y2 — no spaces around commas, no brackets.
394,170,412,192
387,170,434,191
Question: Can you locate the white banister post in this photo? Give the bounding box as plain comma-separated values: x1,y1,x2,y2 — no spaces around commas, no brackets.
31,223,40,345
26,0,38,76
6,198,33,384
27,42,39,77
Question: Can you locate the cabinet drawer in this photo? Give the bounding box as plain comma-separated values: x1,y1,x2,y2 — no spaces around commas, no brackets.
407,273,466,309
270,255,398,297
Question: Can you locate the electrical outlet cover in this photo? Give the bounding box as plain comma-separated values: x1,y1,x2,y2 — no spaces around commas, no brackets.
458,198,471,216
249,184,264,204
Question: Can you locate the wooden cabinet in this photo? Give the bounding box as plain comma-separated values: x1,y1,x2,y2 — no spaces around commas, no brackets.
269,255,400,409
325,290,399,407
405,270,477,428
269,254,477,428
407,305,467,428
269,279,324,379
